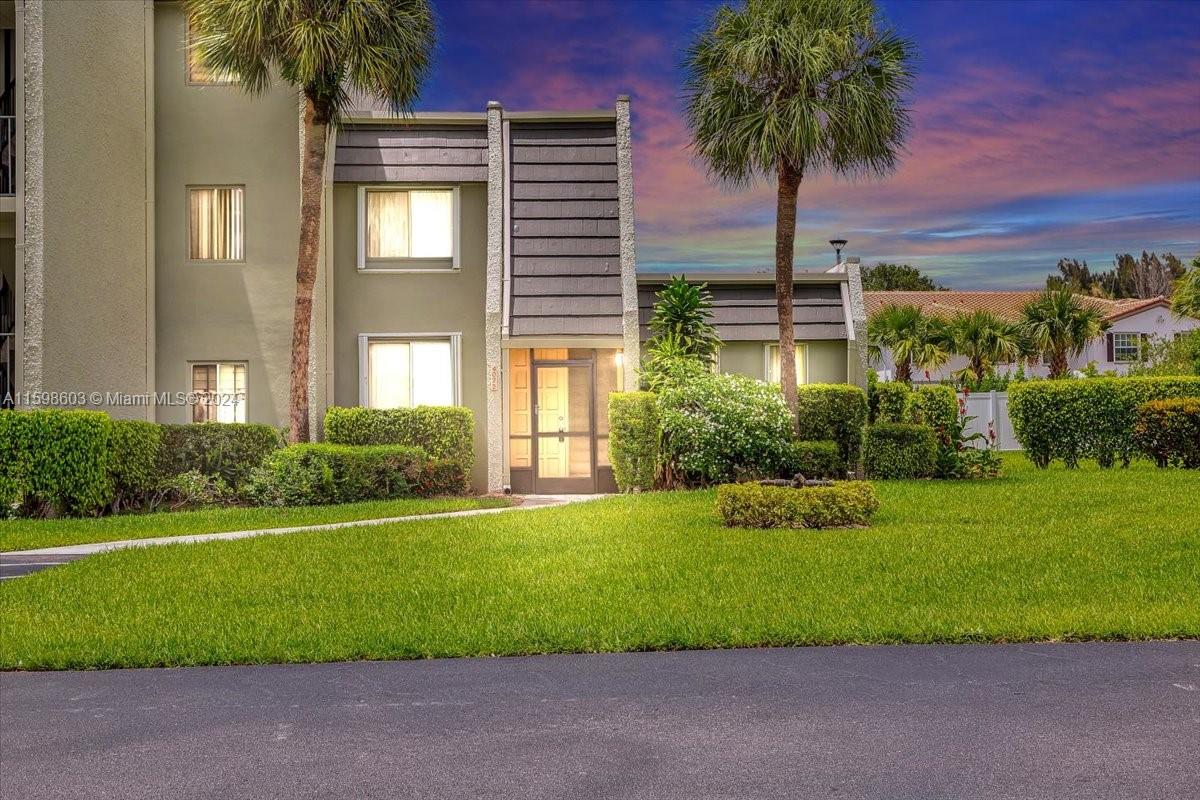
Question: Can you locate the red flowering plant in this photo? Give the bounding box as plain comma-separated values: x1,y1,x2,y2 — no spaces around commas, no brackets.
931,396,1002,479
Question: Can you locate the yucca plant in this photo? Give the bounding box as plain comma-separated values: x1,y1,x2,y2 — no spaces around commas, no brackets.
682,0,915,420
1019,289,1108,379
866,305,950,384
185,0,435,442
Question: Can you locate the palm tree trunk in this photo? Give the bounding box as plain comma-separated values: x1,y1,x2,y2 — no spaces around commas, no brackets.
288,98,329,443
1049,348,1068,379
895,358,912,383
775,160,802,428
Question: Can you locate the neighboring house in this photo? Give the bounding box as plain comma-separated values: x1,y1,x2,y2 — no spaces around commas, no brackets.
865,291,1200,381
638,263,868,388
2,2,868,495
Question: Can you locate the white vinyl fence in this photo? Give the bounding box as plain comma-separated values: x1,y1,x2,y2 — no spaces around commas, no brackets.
958,391,1021,451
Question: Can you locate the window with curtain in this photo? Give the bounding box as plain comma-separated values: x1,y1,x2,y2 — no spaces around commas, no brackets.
766,343,808,384
191,362,247,423
366,338,456,408
189,186,244,261
363,188,455,265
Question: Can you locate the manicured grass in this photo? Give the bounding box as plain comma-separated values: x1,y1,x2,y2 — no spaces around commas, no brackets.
2,454,1197,670
0,496,512,553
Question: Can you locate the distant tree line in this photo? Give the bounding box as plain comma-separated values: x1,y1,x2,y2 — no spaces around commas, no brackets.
1044,252,1194,300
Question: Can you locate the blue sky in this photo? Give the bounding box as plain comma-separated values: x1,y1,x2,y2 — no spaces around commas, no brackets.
417,0,1200,288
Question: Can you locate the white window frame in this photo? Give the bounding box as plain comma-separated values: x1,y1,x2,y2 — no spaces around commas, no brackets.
188,361,248,423
186,184,246,263
764,342,810,384
358,332,462,407
1111,332,1141,363
356,185,461,272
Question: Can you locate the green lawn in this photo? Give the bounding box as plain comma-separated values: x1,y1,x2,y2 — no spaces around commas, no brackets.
2,454,1197,670
0,496,511,553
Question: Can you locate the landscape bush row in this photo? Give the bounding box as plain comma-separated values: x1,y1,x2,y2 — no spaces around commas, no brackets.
0,406,474,517
1008,376,1200,468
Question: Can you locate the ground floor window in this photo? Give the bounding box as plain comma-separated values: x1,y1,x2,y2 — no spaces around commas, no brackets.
1111,332,1141,363
191,362,247,423
765,342,809,384
360,334,460,408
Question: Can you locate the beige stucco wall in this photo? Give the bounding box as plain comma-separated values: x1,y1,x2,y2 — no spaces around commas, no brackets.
153,3,299,426
331,183,489,490
37,0,151,417
718,340,849,384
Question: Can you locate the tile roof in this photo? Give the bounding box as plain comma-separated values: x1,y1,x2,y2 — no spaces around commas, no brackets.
863,291,1169,323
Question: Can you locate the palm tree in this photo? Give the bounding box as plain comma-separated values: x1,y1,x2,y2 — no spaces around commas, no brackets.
682,0,915,420
1171,266,1200,319
866,305,950,384
946,310,1024,382
1019,289,1108,379
186,0,435,442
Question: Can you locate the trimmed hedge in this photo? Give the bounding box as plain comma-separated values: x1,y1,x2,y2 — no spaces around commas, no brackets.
716,481,880,529
1008,377,1200,468
0,410,114,516
795,384,868,471
107,419,164,511
912,385,958,432
324,406,474,477
781,440,844,479
247,444,429,506
870,381,913,424
864,423,937,479
1133,398,1200,468
159,423,284,489
608,392,661,491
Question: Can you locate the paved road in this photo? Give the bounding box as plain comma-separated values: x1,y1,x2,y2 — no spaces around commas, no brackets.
0,554,82,580
2,642,1197,800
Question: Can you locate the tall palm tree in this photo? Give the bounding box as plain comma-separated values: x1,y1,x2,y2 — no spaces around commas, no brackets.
866,305,950,384
682,0,915,421
946,310,1024,382
186,0,435,442
1019,289,1108,379
1171,267,1200,319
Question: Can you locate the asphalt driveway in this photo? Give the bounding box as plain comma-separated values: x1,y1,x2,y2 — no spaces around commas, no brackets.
1,641,1197,800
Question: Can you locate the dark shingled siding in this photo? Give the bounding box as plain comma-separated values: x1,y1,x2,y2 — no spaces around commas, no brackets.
638,283,847,342
508,122,622,337
334,126,488,183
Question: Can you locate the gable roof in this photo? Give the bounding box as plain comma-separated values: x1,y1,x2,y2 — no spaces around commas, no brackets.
864,291,1170,323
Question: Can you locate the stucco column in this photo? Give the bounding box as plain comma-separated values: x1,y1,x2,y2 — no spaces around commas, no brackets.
844,257,868,388
484,101,505,493
615,95,639,390
19,0,45,399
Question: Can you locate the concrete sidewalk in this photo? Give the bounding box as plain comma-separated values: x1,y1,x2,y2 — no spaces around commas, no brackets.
0,494,602,578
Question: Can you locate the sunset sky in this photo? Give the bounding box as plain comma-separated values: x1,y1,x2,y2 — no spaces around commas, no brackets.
419,0,1200,288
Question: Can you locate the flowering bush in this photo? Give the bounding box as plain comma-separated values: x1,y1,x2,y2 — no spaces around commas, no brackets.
658,371,793,485
930,396,1002,479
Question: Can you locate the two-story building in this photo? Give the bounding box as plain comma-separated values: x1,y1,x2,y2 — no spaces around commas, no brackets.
2,0,866,494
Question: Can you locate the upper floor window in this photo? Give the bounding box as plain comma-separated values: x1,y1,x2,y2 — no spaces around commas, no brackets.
186,17,237,85
189,186,244,261
359,335,460,408
1111,332,1141,363
766,343,809,384
357,187,459,270
191,362,247,423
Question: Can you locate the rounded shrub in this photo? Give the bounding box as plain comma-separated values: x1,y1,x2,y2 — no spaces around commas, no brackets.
780,440,844,479
107,419,164,511
795,384,868,471
864,423,937,479
247,443,430,507
324,406,474,478
158,423,284,489
608,391,661,491
1133,398,1200,468
658,371,792,485
0,409,114,516
716,481,880,529
869,381,913,424
911,385,957,432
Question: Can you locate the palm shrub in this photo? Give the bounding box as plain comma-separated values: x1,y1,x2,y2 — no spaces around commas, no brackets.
647,276,721,362
867,305,950,383
683,0,915,420
1171,267,1200,319
946,310,1025,383
186,0,435,442
1019,289,1108,379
